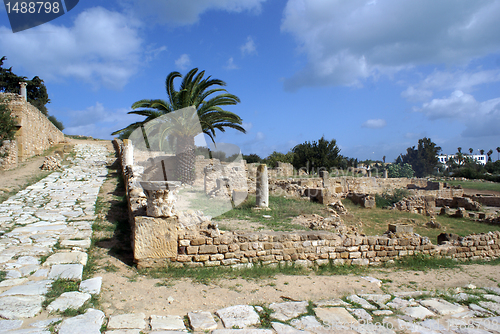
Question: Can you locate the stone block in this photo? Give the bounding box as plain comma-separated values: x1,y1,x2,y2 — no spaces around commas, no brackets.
133,216,178,261
388,223,413,234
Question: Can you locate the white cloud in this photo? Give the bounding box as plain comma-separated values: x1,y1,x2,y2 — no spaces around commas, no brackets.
401,86,434,102
175,54,191,70
64,102,142,140
242,122,253,131
145,45,168,62
121,0,267,26
402,68,500,102
281,0,500,91
362,119,387,129
241,36,257,56
416,90,500,137
255,132,265,141
224,57,238,70
0,7,143,90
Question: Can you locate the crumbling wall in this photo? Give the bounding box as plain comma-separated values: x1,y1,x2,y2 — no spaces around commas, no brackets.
0,140,17,170
0,93,65,170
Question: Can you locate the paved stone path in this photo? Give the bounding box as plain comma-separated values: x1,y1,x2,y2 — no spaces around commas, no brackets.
1,143,500,333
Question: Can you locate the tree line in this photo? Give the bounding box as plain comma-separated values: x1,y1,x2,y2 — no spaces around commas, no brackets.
0,56,64,132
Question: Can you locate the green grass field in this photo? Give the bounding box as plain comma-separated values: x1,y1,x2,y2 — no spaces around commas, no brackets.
440,179,500,193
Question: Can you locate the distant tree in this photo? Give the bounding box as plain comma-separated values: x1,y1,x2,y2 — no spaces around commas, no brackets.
264,151,295,168
386,163,414,178
401,137,441,177
480,149,485,155
457,147,462,154
242,153,261,163
48,115,64,131
291,136,341,172
497,147,500,161
0,56,50,115
487,149,493,162
469,148,473,154
383,155,386,164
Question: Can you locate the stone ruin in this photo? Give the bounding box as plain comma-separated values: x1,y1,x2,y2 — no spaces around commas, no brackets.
113,139,500,268
40,155,62,171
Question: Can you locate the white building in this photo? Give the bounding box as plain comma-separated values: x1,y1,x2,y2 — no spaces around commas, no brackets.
437,154,487,166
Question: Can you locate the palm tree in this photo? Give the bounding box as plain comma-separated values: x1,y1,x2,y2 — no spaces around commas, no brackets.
469,148,473,155
487,149,493,162
480,149,485,155
112,68,246,184
497,147,500,161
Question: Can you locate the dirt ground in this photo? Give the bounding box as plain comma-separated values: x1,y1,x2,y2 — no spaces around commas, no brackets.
2,139,500,318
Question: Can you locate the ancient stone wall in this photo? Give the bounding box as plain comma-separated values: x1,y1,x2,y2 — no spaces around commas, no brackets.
465,194,500,207
0,93,65,170
173,229,500,268
0,140,17,170
114,140,500,268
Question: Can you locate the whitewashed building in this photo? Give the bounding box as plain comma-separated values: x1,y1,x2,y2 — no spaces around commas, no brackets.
437,154,487,166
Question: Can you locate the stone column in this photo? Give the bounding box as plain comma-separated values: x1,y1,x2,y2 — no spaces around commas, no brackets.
256,164,269,208
19,82,27,101
123,139,133,166
140,181,180,218
383,170,388,178
319,170,330,188
367,169,371,177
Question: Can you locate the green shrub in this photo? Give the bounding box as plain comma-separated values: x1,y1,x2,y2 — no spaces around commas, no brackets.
386,163,414,178
0,98,16,146
375,188,410,208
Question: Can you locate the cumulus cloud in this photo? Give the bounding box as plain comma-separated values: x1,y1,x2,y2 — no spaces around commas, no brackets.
241,36,257,56
224,57,238,70
0,7,143,90
402,68,500,102
121,0,267,26
281,0,500,91
175,54,191,70
362,119,387,129
416,90,500,137
64,102,142,139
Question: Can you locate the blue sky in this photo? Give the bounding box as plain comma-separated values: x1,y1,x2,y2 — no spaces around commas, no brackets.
1,0,500,161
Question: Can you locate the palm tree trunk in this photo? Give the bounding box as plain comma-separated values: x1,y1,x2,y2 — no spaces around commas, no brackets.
176,136,196,184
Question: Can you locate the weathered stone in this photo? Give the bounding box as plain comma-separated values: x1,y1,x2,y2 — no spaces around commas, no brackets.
0,295,44,319
216,305,260,329
479,301,500,314
269,301,309,321
0,280,52,296
212,330,274,334
43,251,88,266
133,216,178,261
314,307,358,327
419,299,465,315
47,264,83,280
60,239,91,249
187,310,218,331
0,319,23,331
107,313,147,330
79,277,102,295
256,164,269,208
46,291,91,313
58,308,105,334
150,315,185,331
314,298,350,307
272,322,310,334
346,295,376,310
402,306,435,319
289,316,329,333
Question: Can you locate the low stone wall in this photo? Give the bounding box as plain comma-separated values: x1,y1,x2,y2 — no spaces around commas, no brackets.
172,229,500,268
465,194,500,207
0,93,65,170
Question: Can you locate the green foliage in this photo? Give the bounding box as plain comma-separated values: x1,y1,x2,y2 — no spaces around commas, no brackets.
0,97,16,147
401,137,441,177
395,253,459,271
43,279,80,307
263,151,295,168
485,160,500,174
0,56,50,115
386,163,414,178
291,136,341,172
112,68,245,143
375,188,411,208
48,115,64,131
242,153,261,163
